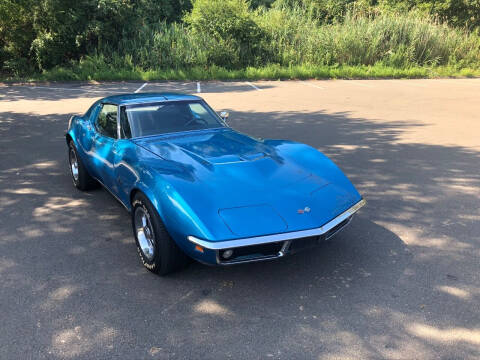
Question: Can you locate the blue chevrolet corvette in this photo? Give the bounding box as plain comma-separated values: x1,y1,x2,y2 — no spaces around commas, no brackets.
66,93,365,275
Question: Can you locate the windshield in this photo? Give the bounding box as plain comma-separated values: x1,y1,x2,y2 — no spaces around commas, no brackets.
120,101,224,138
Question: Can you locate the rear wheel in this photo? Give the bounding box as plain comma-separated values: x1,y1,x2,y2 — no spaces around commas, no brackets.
68,141,97,190
132,192,189,275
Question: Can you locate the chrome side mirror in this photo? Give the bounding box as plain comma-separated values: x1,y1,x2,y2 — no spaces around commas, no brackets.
219,111,229,122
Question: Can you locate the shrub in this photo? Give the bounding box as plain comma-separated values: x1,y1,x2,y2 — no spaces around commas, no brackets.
184,0,271,67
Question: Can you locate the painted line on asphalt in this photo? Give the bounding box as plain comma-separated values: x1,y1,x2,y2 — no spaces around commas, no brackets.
301,81,326,90
134,82,148,93
197,82,201,93
246,81,262,91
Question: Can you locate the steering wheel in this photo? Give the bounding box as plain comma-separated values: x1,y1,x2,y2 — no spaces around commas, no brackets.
183,116,208,127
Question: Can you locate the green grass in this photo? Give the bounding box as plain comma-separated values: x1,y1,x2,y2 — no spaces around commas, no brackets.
2,64,479,83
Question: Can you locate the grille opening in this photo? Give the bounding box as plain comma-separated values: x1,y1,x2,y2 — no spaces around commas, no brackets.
289,236,321,253
217,216,354,264
219,242,283,263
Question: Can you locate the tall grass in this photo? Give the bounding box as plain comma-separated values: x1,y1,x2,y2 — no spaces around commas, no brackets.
107,9,480,70
258,8,480,67
111,23,213,69
36,62,480,82
5,7,480,81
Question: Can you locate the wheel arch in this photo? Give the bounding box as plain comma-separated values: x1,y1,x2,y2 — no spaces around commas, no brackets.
130,187,164,219
130,188,140,207
66,133,73,145
128,183,213,255
66,130,80,150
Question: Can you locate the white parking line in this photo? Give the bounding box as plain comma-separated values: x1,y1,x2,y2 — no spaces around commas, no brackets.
197,82,201,93
134,82,148,93
301,81,325,90
246,81,262,91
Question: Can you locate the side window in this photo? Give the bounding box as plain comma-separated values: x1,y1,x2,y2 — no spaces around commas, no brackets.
96,104,118,138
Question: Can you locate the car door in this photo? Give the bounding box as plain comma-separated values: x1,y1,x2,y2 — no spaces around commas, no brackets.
92,103,120,192
111,106,139,206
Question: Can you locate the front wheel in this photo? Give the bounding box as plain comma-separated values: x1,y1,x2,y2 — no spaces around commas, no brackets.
132,192,189,275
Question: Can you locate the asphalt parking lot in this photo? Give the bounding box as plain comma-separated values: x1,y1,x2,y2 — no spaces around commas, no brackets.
0,79,479,359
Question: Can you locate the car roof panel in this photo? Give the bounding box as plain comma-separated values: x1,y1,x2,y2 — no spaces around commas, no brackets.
100,92,201,105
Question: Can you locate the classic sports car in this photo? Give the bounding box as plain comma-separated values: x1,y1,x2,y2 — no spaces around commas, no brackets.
66,93,365,275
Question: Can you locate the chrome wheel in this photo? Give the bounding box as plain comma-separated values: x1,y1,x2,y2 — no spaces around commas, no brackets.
69,147,79,182
134,207,156,261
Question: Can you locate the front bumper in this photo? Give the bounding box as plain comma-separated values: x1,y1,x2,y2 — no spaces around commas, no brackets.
188,198,366,264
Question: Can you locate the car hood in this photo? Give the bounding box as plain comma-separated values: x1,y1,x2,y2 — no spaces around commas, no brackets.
135,128,274,165
134,128,361,240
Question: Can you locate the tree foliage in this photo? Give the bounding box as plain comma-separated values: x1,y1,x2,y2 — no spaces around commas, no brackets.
0,0,191,74
0,0,479,76
380,0,480,29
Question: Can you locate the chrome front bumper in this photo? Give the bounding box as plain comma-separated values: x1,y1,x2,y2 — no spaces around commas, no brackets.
188,198,366,264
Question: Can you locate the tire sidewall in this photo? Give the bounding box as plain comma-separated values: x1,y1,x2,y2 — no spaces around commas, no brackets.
68,142,81,188
132,197,160,272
